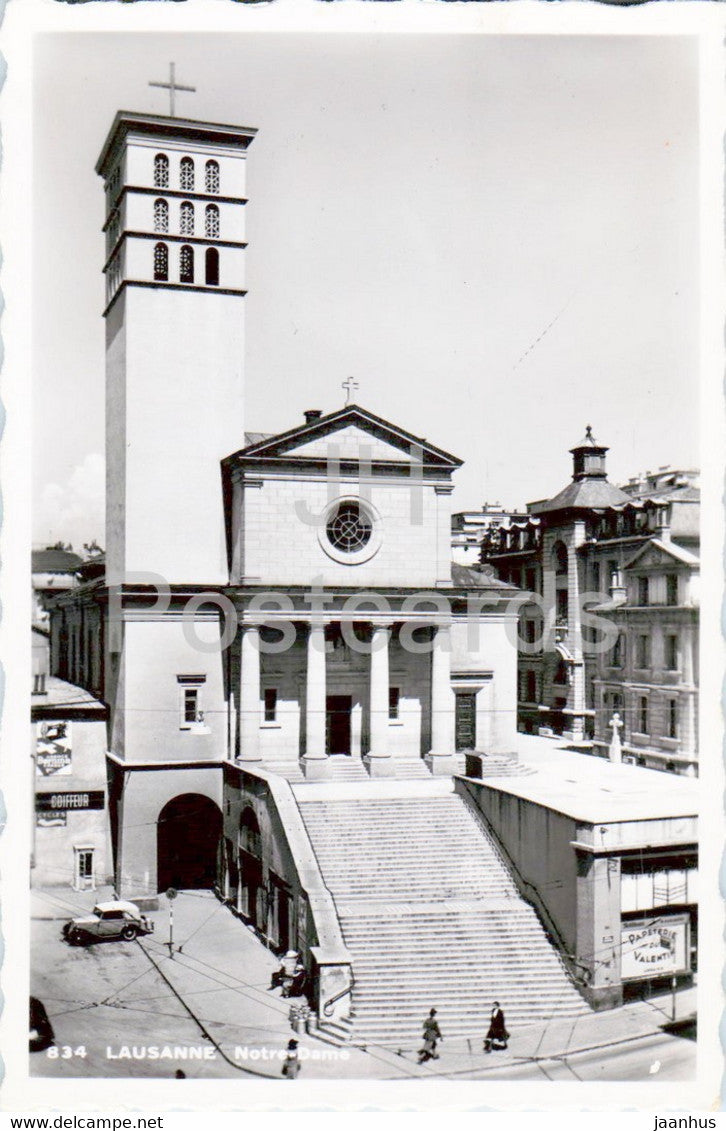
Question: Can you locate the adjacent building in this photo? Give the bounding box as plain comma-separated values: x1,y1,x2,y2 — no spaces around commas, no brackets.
478,433,699,775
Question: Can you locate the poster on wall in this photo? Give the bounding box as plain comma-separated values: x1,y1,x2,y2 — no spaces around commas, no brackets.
35,720,72,776
621,915,690,980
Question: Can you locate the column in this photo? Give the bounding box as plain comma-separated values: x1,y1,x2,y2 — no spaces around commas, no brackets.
426,624,455,774
302,622,327,776
680,625,697,759
238,623,261,762
366,623,394,776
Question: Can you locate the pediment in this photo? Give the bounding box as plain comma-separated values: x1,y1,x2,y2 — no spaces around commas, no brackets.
228,405,462,468
625,538,698,571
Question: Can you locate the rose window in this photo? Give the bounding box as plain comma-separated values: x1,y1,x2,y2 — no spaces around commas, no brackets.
326,502,373,554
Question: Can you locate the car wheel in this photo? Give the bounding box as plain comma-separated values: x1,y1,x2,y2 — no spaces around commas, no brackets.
121,924,137,941
69,930,86,946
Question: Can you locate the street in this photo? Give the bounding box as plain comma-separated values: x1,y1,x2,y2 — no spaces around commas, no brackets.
31,887,698,1082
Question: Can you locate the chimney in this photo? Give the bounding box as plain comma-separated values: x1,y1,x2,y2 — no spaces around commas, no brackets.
304,410,322,424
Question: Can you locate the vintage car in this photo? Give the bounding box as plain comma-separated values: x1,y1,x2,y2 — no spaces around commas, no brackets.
62,900,154,945
29,996,55,1052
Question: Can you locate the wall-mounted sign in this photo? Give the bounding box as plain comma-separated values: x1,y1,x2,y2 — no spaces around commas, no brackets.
36,721,72,777
36,811,67,828
35,791,104,813
621,914,690,980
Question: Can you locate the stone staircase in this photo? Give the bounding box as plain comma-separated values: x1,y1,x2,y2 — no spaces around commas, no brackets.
297,792,588,1047
264,757,435,784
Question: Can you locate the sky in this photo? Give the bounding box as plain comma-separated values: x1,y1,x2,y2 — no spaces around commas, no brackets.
32,32,700,550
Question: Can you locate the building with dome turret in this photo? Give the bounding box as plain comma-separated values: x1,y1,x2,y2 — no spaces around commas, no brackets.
479,431,699,776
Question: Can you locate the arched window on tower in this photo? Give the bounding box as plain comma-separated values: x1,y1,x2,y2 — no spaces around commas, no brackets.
154,242,169,282
154,153,169,189
205,160,220,194
205,247,219,287
180,244,194,284
180,156,195,191
180,201,195,236
205,204,220,239
154,199,169,234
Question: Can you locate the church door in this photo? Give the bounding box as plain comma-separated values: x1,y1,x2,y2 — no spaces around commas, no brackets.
455,692,477,751
326,695,352,755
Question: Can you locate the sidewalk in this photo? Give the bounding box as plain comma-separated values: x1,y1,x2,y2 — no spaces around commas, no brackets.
132,890,695,1080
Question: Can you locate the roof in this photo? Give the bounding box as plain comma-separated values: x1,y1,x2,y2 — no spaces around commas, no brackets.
32,549,83,573
450,562,515,590
93,901,143,916
529,476,631,516
224,404,463,469
570,425,607,453
96,111,257,177
244,431,274,447
482,735,698,825
31,676,106,715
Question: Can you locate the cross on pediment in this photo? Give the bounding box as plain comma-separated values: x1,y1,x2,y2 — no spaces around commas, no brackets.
149,63,196,118
342,376,359,405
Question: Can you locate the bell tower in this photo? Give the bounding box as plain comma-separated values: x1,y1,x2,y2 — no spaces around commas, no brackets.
96,109,257,584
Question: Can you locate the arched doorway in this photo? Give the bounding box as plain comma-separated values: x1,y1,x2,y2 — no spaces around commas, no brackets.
157,794,222,892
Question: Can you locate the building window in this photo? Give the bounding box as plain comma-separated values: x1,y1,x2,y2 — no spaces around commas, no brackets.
638,576,649,606
389,687,400,720
263,688,278,723
637,634,650,669
205,247,219,286
525,568,537,594
556,589,568,622
205,204,220,239
612,631,626,668
638,696,649,734
667,699,678,739
178,674,205,728
665,633,679,671
180,201,195,236
153,198,169,233
666,574,679,606
326,501,373,553
154,153,169,188
153,242,169,281
591,561,601,593
180,244,194,284
526,670,537,702
180,156,195,191
205,159,220,194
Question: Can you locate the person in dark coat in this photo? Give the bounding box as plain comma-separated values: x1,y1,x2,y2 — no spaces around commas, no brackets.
417,1008,443,1063
282,1038,301,1079
483,1001,509,1052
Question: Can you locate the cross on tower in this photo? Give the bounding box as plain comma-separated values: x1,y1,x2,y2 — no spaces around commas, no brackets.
149,63,196,118
342,377,359,405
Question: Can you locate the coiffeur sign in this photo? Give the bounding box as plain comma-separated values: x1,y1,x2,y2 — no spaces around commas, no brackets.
621,914,690,980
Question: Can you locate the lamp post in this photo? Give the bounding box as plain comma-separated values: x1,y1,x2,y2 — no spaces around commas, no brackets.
166,887,177,959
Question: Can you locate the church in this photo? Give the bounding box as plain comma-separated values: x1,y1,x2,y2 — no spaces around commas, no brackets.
49,102,684,1045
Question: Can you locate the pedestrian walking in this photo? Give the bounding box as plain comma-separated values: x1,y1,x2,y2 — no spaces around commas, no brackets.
281,1038,301,1079
483,1001,509,1052
417,1008,443,1063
